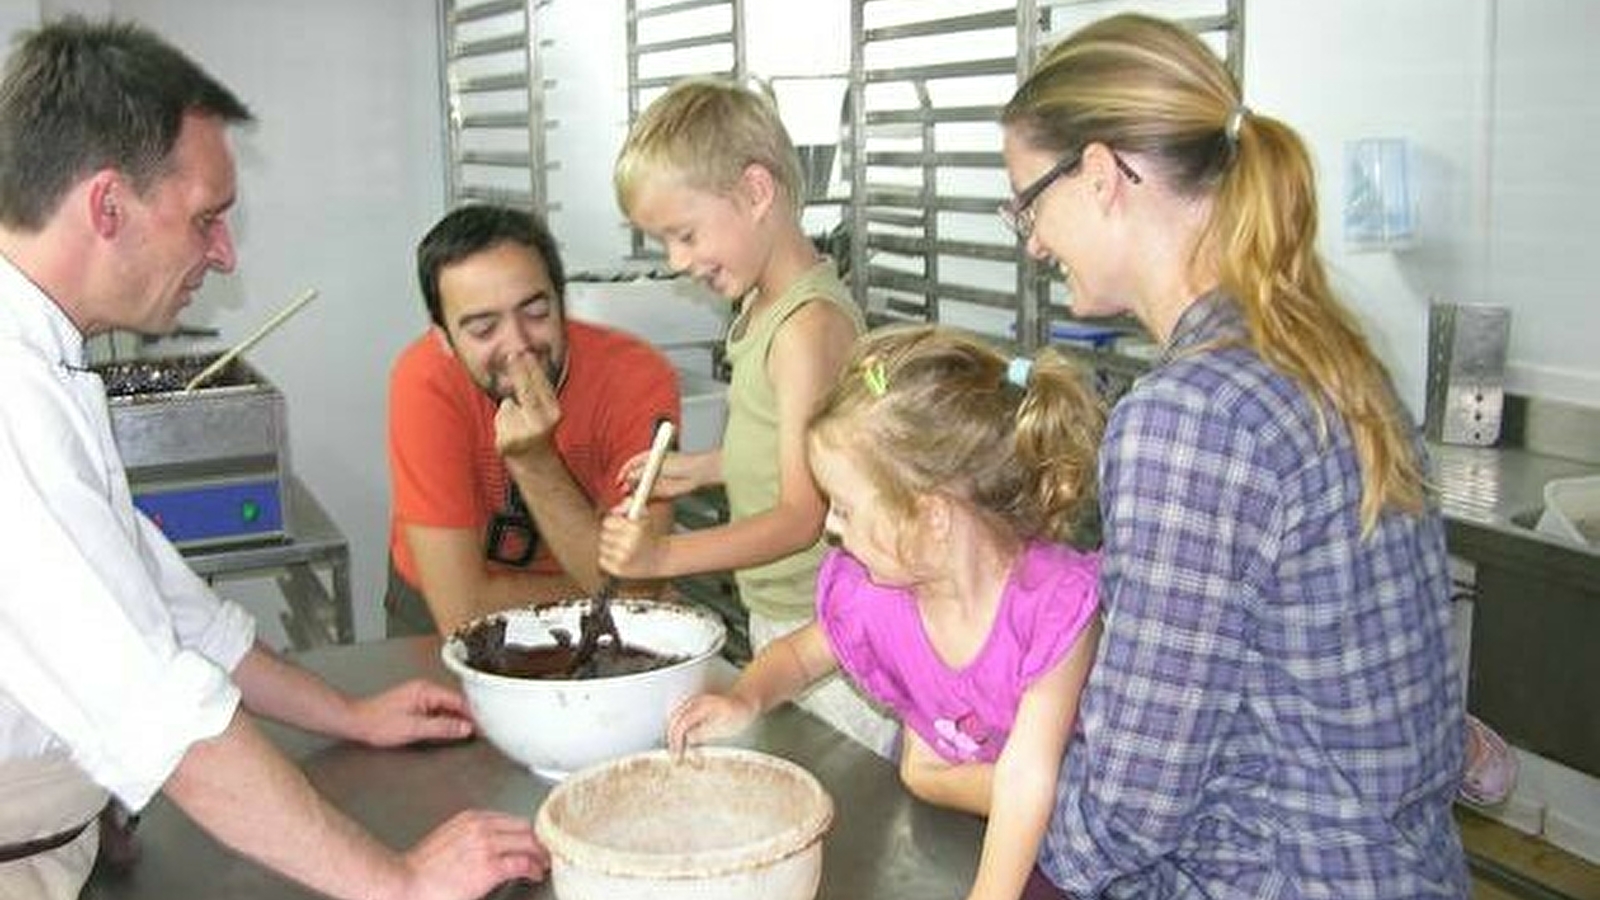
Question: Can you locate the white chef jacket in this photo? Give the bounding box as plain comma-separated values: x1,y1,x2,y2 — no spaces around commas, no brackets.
0,253,255,812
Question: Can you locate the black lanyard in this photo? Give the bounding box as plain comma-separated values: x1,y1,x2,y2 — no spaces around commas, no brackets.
485,480,539,567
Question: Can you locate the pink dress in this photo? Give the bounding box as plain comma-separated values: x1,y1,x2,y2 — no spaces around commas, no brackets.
817,541,1100,764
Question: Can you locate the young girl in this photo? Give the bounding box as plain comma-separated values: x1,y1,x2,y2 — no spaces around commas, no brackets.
600,79,896,754
668,325,1105,900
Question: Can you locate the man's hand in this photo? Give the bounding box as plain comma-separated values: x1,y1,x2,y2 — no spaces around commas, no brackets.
494,352,561,460
398,810,549,900
351,680,474,748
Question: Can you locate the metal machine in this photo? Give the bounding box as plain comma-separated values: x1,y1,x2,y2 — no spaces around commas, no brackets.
93,353,292,550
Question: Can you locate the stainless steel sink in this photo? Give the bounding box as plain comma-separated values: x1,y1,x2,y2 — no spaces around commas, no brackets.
1509,507,1543,531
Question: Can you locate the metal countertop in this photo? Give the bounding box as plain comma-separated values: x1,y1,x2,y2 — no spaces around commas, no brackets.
1431,442,1597,530
1429,442,1600,587
83,638,982,900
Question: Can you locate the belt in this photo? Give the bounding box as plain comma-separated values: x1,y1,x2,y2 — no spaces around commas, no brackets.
0,820,90,865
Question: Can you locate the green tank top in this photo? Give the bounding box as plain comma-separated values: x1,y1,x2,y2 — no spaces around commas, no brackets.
722,259,864,621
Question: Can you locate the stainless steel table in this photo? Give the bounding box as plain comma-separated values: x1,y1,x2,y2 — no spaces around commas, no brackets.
83,638,982,899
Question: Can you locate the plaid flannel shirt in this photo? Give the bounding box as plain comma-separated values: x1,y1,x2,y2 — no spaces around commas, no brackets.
1039,294,1467,899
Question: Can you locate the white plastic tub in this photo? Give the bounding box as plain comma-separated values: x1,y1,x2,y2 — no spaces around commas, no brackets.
1538,475,1600,547
536,747,833,900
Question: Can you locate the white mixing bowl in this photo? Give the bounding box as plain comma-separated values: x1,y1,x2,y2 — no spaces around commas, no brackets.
536,747,833,900
440,599,725,778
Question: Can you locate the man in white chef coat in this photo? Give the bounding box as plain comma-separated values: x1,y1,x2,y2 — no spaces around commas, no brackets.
0,17,547,900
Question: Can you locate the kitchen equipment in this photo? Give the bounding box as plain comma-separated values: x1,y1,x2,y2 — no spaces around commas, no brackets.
183,288,317,392
536,747,832,900
94,353,291,550
574,419,675,670
1425,302,1511,446
440,600,725,778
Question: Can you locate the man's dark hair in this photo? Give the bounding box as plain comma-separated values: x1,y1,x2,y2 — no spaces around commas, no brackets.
0,16,252,230
416,204,567,328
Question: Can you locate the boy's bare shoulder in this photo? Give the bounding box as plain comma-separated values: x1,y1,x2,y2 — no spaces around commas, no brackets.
766,296,860,382
774,295,859,343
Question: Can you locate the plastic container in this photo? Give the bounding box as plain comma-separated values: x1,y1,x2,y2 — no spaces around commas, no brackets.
1537,475,1600,547
536,747,833,900
1047,321,1123,351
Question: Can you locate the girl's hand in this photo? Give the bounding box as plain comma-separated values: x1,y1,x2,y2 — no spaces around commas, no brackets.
665,692,760,754
616,450,710,500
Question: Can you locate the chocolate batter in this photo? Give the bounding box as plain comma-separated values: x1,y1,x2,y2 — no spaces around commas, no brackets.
95,355,250,397
457,614,685,680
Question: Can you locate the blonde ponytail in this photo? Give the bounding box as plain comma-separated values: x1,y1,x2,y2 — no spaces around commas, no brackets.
1015,351,1105,543
1209,110,1424,532
1006,14,1424,533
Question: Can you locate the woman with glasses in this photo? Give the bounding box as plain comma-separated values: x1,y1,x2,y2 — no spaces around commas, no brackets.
999,13,1467,900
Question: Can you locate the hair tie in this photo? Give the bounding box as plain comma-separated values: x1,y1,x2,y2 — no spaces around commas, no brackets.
863,360,889,397
1007,357,1033,388
1225,104,1251,144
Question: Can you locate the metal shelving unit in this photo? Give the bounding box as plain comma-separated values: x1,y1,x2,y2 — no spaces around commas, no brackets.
846,2,1025,343
624,0,747,259
845,0,1245,354
439,0,555,212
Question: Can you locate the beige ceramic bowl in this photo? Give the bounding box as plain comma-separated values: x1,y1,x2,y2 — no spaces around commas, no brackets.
535,747,834,900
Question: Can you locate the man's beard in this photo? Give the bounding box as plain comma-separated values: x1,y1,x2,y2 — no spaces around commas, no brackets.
485,352,564,401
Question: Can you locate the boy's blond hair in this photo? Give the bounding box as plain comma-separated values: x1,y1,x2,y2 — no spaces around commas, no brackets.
614,78,805,220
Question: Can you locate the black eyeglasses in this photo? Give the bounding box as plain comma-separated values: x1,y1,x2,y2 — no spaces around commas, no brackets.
486,482,539,566
997,148,1143,239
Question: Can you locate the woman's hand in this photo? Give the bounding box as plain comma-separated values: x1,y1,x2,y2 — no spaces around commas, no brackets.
665,692,760,755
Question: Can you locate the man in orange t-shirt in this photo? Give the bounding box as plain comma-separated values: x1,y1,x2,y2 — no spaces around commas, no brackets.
387,205,680,635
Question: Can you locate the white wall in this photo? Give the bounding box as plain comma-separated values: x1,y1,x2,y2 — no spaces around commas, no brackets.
1245,1,1488,415
107,0,446,641
538,1,633,270
1248,0,1600,414
1486,1,1600,407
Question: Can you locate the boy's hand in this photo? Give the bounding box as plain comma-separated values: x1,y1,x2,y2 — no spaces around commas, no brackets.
616,449,704,500
598,509,665,578
666,692,760,755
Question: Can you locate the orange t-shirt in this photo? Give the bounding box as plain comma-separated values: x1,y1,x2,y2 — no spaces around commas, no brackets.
387,320,680,588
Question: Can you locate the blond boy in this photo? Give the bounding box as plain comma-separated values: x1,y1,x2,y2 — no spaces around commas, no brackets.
600,79,897,756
